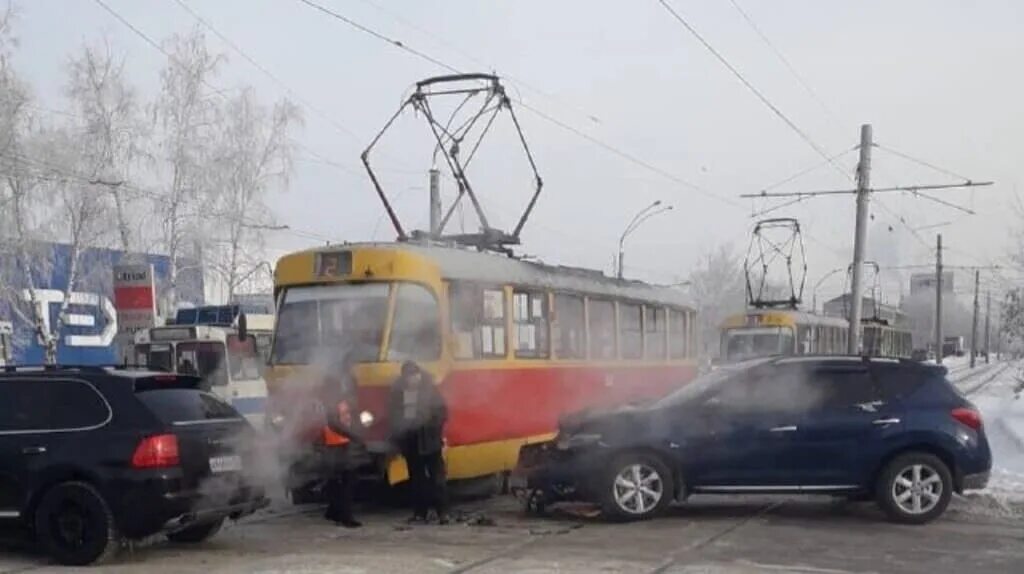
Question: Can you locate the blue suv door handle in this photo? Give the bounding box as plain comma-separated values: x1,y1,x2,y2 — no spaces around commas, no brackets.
872,418,901,426
769,425,798,433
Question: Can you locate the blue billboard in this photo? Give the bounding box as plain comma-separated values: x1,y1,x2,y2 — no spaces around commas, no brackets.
0,242,204,365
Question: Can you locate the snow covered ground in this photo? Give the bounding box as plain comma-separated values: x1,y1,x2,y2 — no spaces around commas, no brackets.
944,356,1024,517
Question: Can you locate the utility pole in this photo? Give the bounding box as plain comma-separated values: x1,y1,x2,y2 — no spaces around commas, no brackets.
935,234,943,365
848,124,872,354
984,291,991,364
970,269,980,368
428,167,441,236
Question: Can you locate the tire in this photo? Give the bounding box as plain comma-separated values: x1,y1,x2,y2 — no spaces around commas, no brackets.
167,518,224,544
599,453,674,522
34,481,120,566
875,452,953,525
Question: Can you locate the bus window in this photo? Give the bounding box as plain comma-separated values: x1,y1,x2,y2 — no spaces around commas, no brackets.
669,309,686,359
272,283,390,364
588,299,616,360
644,307,666,359
450,283,506,359
137,343,174,371
177,341,227,386
553,294,585,359
388,283,441,362
620,303,642,360
227,335,262,381
513,290,549,358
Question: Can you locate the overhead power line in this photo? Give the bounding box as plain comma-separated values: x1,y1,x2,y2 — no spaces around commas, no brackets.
657,0,848,181
293,0,735,207
170,0,362,143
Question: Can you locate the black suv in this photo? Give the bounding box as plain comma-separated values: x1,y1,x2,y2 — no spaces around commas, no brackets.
0,366,268,565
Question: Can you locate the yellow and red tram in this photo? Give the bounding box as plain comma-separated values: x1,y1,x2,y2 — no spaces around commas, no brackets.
265,242,698,489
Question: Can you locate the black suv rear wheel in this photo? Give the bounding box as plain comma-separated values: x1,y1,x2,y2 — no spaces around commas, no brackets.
34,481,120,566
876,453,953,524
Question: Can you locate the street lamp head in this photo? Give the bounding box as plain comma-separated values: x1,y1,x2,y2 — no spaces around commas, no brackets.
652,200,662,207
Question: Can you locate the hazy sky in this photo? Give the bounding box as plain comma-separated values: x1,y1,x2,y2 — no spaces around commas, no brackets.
10,0,1024,306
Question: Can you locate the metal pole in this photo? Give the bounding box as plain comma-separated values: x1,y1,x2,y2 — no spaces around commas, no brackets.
984,290,991,364
935,234,943,364
428,168,441,236
970,269,980,368
617,249,625,280
848,124,872,354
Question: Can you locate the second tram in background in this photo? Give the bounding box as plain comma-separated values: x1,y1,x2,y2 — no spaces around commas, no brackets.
720,308,913,362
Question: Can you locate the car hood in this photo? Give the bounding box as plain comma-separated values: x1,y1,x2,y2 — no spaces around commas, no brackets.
558,402,659,437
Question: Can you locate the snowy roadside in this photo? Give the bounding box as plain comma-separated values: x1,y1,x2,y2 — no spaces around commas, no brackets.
950,359,1024,519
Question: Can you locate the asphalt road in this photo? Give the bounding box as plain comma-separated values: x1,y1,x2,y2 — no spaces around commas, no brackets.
1,494,1021,573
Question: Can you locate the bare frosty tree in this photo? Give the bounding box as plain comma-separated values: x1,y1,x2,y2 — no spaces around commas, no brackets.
65,39,145,252
0,2,53,360
208,90,301,301
152,28,222,314
686,244,747,358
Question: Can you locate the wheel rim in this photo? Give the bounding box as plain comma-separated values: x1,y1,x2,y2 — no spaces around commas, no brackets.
52,502,89,549
613,463,663,515
891,463,943,515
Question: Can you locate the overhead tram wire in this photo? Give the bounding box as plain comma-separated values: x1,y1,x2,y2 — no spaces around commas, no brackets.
353,0,605,126
88,0,345,245
169,0,363,144
293,0,737,208
657,0,851,184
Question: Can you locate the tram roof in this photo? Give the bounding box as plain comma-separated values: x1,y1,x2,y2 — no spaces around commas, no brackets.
739,308,850,328
303,242,695,309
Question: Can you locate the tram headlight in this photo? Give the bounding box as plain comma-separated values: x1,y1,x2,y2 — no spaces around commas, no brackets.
359,410,375,427
269,414,286,429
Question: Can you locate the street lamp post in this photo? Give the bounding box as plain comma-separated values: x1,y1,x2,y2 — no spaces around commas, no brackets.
618,200,673,279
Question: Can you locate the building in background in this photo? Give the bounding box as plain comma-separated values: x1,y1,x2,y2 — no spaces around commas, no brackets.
0,242,204,365
822,293,910,328
910,272,955,296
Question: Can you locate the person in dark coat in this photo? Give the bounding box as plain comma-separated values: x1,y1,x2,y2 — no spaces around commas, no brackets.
388,361,449,523
319,360,364,528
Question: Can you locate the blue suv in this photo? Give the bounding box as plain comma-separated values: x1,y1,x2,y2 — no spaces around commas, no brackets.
514,356,991,524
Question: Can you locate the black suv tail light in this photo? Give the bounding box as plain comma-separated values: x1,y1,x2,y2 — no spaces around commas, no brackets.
131,434,180,468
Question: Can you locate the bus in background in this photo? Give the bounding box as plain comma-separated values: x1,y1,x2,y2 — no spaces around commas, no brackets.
133,305,274,424
0,321,12,367
265,243,698,501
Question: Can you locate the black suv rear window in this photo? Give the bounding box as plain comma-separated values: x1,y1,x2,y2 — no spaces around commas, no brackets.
0,379,110,432
137,389,242,425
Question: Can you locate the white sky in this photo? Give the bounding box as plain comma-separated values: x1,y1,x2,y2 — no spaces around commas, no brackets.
10,0,1024,306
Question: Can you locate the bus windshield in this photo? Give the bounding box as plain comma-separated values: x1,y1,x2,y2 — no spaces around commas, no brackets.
722,327,793,362
271,283,390,365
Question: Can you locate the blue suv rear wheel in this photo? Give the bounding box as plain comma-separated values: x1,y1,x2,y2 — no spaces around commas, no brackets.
876,452,953,524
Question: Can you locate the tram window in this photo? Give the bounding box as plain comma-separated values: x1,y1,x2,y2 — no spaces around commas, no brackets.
450,283,506,359
513,290,549,358
669,309,686,359
553,294,585,359
388,283,441,362
588,299,616,360
620,303,642,360
645,307,667,359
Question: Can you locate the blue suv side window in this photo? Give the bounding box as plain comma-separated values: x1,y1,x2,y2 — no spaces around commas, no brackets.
813,368,878,408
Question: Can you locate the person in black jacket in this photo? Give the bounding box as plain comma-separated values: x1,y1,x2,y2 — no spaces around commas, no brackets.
388,361,449,523
319,360,365,528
